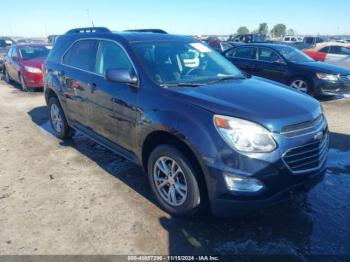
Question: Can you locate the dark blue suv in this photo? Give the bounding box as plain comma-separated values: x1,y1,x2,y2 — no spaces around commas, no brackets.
44,27,329,217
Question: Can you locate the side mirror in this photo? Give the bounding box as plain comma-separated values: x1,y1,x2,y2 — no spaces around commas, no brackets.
12,56,19,62
274,59,286,65
105,69,138,85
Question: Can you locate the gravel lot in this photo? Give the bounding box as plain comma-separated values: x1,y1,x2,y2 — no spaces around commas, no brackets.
0,79,349,257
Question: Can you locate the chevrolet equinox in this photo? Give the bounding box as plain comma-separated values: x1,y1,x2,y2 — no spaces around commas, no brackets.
44,27,329,217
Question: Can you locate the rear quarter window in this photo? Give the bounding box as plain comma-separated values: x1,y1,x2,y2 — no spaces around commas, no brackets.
62,39,98,71
229,47,256,59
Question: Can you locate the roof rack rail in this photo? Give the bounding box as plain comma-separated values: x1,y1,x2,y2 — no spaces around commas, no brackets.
65,27,111,34
124,29,168,34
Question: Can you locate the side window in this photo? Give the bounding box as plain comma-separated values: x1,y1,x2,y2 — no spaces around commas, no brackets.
12,47,18,58
63,40,98,71
329,46,341,54
339,47,350,55
7,47,13,57
0,40,6,48
319,46,330,53
94,41,133,75
230,47,256,59
257,48,280,62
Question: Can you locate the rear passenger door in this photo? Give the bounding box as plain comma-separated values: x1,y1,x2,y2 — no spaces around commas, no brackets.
6,47,19,81
61,39,98,128
225,46,257,74
254,47,288,83
91,40,138,152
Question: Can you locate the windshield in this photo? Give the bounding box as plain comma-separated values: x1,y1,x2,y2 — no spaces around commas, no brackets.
19,46,51,60
274,45,314,63
131,41,244,86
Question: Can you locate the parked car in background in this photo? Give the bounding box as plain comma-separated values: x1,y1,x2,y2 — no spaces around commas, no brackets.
223,44,350,97
44,27,328,217
0,37,15,72
16,38,46,44
282,35,303,43
291,36,327,50
3,43,52,91
228,34,268,44
304,42,350,69
205,37,233,53
47,35,60,45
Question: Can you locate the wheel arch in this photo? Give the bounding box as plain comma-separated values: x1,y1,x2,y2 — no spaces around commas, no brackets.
141,130,210,206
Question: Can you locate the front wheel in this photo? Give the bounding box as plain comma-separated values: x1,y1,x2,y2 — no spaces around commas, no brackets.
148,145,202,217
19,74,28,92
289,77,312,95
48,97,75,139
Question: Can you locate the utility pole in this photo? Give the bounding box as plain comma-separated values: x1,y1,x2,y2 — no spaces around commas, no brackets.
86,9,91,27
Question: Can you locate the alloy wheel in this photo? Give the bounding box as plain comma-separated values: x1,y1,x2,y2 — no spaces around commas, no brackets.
290,79,308,92
50,103,63,133
153,156,188,207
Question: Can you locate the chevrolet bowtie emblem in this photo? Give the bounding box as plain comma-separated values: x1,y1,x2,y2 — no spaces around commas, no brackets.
314,131,324,141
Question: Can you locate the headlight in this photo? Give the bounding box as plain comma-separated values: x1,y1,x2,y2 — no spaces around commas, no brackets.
316,72,339,81
214,115,276,153
24,66,42,74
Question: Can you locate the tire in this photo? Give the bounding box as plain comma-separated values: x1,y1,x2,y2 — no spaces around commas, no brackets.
48,97,75,140
19,74,28,92
288,77,313,95
148,144,202,217
3,68,11,83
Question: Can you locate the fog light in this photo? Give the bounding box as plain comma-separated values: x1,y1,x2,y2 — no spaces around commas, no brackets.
224,174,264,192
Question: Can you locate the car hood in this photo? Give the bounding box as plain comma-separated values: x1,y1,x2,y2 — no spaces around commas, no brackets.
22,58,45,70
293,61,350,75
170,77,321,132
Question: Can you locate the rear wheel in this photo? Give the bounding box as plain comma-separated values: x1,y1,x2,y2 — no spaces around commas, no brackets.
48,97,75,139
148,145,202,217
19,74,28,92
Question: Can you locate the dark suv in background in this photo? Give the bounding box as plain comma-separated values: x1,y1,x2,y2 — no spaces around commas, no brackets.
44,27,328,217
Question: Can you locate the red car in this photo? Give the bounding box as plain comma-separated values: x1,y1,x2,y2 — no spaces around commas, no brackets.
3,43,51,91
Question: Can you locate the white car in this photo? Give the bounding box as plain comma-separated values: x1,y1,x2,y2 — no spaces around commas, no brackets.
304,42,350,69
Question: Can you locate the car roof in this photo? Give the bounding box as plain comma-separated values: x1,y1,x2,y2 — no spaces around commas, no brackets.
113,32,195,42
15,43,51,48
62,31,197,44
232,43,291,49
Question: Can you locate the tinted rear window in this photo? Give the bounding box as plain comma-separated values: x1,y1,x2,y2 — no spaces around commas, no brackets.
63,40,98,71
231,47,256,59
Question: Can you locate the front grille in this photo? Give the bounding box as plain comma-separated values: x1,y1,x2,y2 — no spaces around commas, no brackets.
281,115,326,138
283,134,329,174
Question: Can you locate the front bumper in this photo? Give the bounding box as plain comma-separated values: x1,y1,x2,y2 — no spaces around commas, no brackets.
314,80,350,96
209,165,325,217
22,70,44,88
204,124,329,217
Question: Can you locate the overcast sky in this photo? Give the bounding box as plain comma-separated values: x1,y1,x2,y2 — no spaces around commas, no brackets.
1,0,350,37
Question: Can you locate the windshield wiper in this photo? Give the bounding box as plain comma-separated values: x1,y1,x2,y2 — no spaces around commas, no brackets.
160,82,205,87
205,75,246,84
